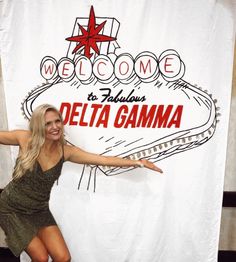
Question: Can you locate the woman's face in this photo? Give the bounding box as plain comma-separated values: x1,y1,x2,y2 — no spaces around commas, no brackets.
44,110,63,141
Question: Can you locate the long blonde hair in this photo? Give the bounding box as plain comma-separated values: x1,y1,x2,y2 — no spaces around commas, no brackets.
13,104,65,179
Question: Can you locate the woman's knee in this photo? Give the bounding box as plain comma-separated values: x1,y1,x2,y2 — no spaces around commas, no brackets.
33,254,49,262
27,251,49,262
25,236,49,262
52,252,71,262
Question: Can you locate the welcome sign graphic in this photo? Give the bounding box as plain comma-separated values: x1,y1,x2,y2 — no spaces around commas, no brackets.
21,6,219,191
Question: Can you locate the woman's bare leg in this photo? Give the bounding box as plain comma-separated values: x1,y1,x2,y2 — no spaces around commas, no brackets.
25,236,49,262
37,225,71,262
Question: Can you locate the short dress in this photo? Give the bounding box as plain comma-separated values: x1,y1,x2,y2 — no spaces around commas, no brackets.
0,156,64,257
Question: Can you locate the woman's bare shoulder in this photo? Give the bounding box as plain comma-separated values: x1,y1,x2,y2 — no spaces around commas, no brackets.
14,130,30,135
63,144,83,161
17,129,31,140
63,144,73,161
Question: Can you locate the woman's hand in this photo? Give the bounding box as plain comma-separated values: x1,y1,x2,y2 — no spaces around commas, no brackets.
136,159,163,173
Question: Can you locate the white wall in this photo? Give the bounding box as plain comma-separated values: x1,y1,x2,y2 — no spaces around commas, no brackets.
0,60,13,188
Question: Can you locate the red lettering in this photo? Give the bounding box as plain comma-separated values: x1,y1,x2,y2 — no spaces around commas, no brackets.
124,105,138,128
62,62,70,76
140,59,151,74
114,105,128,128
69,103,83,125
90,104,103,126
59,102,71,125
79,103,88,126
164,57,174,73
119,61,129,75
40,57,57,80
44,64,55,75
79,61,85,76
60,102,182,129
167,105,183,128
152,105,173,128
97,61,106,76
137,105,156,127
96,105,110,127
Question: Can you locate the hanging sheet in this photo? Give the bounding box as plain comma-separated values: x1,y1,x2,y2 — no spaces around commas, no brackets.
0,0,235,261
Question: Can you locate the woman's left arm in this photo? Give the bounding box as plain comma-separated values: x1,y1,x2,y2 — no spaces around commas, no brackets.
64,145,163,173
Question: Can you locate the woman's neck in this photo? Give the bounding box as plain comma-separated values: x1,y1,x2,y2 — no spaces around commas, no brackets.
41,140,60,152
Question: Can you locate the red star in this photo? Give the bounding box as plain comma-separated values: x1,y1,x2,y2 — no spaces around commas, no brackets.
66,6,116,59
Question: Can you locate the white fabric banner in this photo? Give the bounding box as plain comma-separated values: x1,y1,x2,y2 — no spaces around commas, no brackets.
0,0,235,261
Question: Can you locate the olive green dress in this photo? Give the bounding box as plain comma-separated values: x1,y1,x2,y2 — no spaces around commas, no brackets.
0,156,64,257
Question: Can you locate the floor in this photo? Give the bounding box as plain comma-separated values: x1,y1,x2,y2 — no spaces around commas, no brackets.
0,248,20,262
1,248,236,262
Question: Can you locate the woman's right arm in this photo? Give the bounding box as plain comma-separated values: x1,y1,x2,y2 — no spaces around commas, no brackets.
0,130,29,146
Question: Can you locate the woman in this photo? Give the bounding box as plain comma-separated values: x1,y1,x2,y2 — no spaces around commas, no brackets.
0,104,163,261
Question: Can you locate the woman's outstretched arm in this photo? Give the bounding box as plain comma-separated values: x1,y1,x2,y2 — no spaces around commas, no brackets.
0,130,29,146
64,144,163,173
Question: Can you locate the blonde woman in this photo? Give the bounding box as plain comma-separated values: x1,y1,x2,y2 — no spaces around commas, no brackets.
0,104,163,261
